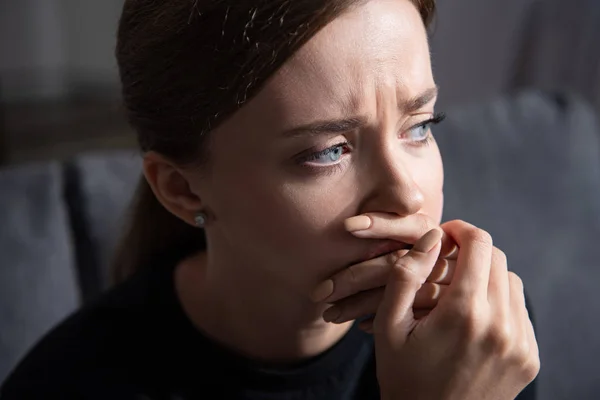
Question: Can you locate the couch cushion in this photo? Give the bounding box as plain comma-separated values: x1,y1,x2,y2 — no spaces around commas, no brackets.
70,150,142,294
437,91,600,399
0,162,79,383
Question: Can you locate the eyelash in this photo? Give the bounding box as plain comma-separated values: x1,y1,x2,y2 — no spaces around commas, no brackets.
404,112,446,147
301,143,351,163
298,112,446,172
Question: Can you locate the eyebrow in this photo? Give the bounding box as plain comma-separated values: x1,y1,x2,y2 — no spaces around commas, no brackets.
402,86,439,113
280,86,438,138
281,116,369,138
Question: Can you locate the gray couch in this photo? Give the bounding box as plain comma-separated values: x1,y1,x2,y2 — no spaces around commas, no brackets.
1,91,599,399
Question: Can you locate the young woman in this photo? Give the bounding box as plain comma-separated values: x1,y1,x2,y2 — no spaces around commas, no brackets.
1,0,539,398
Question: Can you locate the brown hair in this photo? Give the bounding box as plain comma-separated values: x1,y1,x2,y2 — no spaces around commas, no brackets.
112,0,437,284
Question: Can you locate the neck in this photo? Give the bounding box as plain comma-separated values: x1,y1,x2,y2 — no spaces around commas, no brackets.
175,251,353,363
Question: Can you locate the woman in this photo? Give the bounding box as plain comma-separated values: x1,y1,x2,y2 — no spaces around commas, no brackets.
1,0,539,398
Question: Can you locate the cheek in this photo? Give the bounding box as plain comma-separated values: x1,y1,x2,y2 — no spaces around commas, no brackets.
416,150,444,224
210,163,343,257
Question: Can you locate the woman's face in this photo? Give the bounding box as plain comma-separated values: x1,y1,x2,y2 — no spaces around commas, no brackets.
189,0,443,295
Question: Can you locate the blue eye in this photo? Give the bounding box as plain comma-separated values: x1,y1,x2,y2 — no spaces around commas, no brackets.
404,113,446,145
304,143,349,165
408,123,431,141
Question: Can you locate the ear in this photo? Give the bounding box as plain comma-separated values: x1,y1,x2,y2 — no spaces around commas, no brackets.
143,151,203,227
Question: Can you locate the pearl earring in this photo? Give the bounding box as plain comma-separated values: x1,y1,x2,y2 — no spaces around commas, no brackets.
194,212,208,228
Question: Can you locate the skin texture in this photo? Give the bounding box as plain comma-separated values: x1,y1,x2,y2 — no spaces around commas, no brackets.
144,0,443,362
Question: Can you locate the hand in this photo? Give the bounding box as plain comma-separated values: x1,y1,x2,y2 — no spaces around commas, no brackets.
373,221,539,400
311,213,457,329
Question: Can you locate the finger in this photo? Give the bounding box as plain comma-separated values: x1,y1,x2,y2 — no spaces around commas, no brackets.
440,234,459,260
373,228,443,345
414,282,447,309
313,246,453,304
426,258,456,285
487,247,510,314
440,220,493,298
345,212,438,244
508,273,540,382
413,308,432,320
508,273,528,348
317,249,409,304
322,288,383,324
345,211,455,261
328,282,447,324
359,307,434,334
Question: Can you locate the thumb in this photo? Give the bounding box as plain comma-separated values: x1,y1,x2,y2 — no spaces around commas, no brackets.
374,228,443,346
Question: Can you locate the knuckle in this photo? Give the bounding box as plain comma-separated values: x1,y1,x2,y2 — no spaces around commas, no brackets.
512,338,531,362
334,264,368,299
385,250,403,265
421,214,435,231
465,227,493,247
484,321,513,356
415,214,436,239
392,256,418,275
445,218,465,227
345,264,361,287
444,300,485,339
521,355,541,383
390,257,422,283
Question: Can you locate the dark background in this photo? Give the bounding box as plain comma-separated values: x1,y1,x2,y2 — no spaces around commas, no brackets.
0,0,553,164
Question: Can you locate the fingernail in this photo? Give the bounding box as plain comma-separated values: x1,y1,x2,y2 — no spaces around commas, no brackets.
413,229,443,253
323,306,341,323
345,215,372,232
310,280,334,302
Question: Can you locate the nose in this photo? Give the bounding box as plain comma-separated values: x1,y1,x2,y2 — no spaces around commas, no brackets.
358,150,425,217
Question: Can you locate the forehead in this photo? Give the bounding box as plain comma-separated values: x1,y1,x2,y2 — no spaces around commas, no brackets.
255,0,433,125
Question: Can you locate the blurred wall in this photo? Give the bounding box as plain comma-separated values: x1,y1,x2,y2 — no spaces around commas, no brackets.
430,0,536,108
0,0,122,101
0,0,535,104
0,0,66,100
